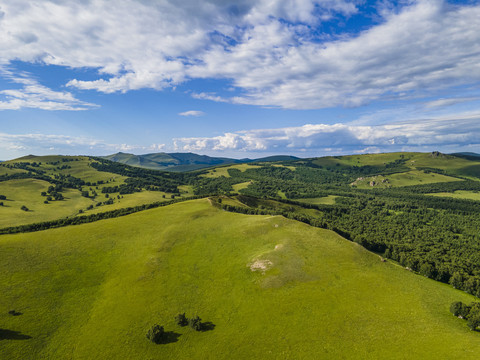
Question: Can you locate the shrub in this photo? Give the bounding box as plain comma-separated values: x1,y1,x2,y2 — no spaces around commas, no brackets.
146,324,165,344
0,195,6,200
175,313,188,327
189,316,203,331
467,310,480,331
450,301,464,317
21,205,29,211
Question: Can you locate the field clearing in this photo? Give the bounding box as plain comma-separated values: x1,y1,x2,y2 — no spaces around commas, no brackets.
333,152,415,167
201,164,261,178
0,179,92,228
271,164,296,171
1,199,479,359
79,190,175,215
0,166,28,176
295,195,338,205
352,170,463,188
427,190,480,201
232,181,251,192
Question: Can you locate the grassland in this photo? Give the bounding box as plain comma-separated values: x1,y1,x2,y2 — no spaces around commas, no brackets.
202,164,261,178
232,181,252,192
1,199,479,359
0,179,92,228
295,195,338,205
351,170,463,189
427,190,480,201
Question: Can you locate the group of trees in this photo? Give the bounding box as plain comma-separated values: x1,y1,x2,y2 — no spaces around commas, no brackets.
146,313,213,344
450,301,480,330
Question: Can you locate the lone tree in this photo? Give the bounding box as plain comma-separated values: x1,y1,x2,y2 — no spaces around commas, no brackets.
146,324,165,344
0,195,6,200
175,313,188,327
21,205,29,212
189,316,203,331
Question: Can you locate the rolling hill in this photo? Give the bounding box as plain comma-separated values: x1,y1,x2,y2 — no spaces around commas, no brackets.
102,152,300,171
1,199,479,359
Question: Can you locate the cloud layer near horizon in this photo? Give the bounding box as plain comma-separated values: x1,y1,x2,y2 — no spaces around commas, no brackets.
174,112,480,154
1,0,479,109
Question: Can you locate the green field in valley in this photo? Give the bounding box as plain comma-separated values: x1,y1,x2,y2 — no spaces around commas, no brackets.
1,199,479,359
427,190,480,201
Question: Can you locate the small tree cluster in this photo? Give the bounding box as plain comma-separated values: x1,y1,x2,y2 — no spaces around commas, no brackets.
146,324,166,344
189,316,203,331
174,313,206,331
450,301,480,330
175,313,188,327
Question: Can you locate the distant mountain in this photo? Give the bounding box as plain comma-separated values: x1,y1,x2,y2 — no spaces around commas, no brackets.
102,152,300,171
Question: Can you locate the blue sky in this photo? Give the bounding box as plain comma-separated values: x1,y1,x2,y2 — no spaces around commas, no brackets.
1,0,480,160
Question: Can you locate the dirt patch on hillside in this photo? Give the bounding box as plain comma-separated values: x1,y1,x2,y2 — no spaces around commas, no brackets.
249,259,273,274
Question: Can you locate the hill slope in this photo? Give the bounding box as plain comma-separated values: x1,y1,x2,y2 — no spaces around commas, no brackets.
0,199,478,359
102,152,300,171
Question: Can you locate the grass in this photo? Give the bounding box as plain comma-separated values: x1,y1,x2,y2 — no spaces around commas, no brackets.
201,164,261,178
1,199,480,359
352,170,463,189
232,181,252,192
3,156,128,184
295,195,338,205
79,191,175,215
0,179,92,228
427,190,480,201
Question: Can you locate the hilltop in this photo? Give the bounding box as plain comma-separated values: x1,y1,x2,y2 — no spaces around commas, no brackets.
102,152,300,171
1,199,479,359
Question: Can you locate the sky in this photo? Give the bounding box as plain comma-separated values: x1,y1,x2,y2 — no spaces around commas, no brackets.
1,0,480,160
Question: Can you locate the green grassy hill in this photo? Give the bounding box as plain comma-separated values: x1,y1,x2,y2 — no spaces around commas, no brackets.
0,155,189,227
1,199,479,359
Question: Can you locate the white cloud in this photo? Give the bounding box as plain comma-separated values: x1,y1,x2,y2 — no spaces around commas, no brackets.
0,67,98,110
178,110,205,117
174,112,480,153
0,1,479,110
423,97,479,109
0,132,166,158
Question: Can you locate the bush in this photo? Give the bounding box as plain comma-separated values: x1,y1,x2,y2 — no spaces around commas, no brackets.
189,316,203,331
0,195,6,200
21,205,29,211
146,324,165,344
450,301,464,317
467,310,480,331
175,313,188,327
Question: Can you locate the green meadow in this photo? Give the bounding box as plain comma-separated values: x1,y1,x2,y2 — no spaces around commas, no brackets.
427,190,480,201
1,199,479,359
0,179,92,228
352,170,463,188
202,164,261,178
294,195,338,205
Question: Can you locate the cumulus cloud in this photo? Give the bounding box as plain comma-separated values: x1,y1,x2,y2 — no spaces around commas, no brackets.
2,1,477,110
0,67,98,110
174,112,480,153
178,110,205,117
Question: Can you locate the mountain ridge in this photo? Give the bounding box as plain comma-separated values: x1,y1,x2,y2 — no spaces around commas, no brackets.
102,152,300,171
